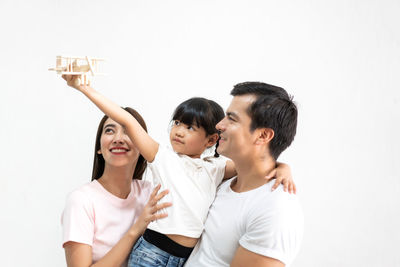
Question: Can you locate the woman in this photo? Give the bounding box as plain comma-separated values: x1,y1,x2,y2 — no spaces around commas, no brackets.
61,107,172,267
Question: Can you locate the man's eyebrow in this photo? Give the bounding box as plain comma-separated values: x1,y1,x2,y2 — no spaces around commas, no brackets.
226,111,239,120
103,123,116,129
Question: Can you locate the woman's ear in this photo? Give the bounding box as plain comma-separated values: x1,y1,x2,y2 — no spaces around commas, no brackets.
206,133,220,148
97,149,102,154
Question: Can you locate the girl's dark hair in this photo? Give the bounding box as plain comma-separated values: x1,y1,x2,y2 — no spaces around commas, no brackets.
91,107,148,181
172,97,225,157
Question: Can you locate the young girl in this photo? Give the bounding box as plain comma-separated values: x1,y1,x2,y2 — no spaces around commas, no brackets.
62,75,295,267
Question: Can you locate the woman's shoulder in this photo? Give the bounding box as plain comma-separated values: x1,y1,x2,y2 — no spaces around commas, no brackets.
132,179,153,196
65,181,100,204
132,179,152,188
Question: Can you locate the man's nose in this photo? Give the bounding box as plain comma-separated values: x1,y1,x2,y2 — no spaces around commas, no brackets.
216,118,225,131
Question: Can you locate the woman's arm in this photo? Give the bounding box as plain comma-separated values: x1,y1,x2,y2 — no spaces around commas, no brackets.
62,75,158,162
64,185,172,267
223,160,296,194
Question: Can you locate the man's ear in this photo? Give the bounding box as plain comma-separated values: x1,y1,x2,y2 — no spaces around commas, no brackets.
255,128,274,145
206,133,220,148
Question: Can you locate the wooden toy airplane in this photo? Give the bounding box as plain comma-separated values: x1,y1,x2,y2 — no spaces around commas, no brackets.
49,55,106,86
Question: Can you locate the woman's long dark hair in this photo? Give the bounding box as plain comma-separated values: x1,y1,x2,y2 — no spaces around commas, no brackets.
91,107,148,181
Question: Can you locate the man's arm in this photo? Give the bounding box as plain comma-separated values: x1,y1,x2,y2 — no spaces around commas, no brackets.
230,246,284,267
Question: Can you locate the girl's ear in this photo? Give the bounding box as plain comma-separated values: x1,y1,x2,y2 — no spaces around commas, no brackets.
206,133,219,148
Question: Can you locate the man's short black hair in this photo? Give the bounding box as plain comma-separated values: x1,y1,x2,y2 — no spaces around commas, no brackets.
231,82,298,160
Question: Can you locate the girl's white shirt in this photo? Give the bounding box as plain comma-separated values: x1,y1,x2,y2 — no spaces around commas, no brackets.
143,144,227,238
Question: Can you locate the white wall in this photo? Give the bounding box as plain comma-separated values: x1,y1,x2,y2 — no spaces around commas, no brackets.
1,0,399,266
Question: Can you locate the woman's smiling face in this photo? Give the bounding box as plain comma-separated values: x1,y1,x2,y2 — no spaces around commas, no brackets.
99,118,139,168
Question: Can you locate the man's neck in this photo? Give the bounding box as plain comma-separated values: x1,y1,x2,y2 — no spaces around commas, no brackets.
231,156,276,193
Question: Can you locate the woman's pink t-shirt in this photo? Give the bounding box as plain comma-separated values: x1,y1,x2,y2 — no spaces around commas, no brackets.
61,179,152,263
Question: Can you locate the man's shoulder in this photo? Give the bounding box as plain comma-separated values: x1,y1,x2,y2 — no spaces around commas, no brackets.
245,181,303,220
239,181,304,265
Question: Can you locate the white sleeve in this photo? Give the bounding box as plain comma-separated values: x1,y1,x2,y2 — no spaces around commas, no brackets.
147,145,169,186
205,156,228,186
61,190,94,247
239,205,303,264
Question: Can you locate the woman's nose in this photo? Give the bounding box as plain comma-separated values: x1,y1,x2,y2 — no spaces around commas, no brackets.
113,131,125,144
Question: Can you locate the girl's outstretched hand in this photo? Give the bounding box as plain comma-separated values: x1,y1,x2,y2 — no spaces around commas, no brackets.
266,163,296,194
133,184,172,235
61,74,89,92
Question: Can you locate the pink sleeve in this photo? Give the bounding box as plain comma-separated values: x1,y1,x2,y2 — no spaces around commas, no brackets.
61,190,95,247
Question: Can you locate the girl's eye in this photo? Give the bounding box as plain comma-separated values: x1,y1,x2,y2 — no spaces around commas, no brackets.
187,126,194,131
174,120,180,126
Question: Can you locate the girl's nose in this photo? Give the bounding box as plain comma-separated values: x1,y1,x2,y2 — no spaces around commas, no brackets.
175,125,185,137
175,129,184,137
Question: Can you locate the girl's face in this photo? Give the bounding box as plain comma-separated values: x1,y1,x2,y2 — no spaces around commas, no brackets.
170,120,216,158
99,118,140,168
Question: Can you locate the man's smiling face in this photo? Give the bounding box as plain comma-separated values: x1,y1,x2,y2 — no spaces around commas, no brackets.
216,94,258,160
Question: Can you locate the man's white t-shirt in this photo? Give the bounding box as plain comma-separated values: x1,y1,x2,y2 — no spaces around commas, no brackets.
144,145,227,238
185,178,304,266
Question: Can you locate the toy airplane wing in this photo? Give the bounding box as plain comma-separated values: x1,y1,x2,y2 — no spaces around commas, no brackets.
48,55,106,75
49,55,106,85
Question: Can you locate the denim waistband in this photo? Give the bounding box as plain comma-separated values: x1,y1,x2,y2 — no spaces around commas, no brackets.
143,229,194,258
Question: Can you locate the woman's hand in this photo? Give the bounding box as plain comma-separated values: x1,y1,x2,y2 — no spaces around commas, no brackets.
132,184,172,235
266,162,296,194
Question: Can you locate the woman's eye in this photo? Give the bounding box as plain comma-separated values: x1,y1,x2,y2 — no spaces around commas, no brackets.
104,128,114,134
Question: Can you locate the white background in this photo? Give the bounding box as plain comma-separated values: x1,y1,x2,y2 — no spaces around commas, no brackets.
1,0,399,266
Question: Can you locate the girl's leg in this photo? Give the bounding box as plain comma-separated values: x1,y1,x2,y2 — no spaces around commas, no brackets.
128,236,168,267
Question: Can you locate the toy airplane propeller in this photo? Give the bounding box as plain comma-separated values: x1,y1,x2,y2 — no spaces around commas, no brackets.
49,55,106,86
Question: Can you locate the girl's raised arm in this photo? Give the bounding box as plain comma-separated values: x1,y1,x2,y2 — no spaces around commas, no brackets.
62,75,158,162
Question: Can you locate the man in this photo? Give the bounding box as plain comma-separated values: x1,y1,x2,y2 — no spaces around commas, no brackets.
185,82,303,266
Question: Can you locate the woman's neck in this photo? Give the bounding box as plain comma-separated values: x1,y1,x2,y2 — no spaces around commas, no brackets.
98,165,135,199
